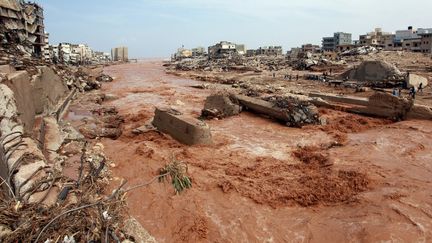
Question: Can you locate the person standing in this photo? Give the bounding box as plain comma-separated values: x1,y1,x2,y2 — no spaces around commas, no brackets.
418,82,423,93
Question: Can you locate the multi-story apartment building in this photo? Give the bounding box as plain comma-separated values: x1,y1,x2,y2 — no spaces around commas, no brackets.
322,32,352,51
111,46,128,62
418,29,432,53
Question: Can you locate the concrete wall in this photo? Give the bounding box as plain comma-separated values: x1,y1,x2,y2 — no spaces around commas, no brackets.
5,71,37,134
31,66,68,114
2,67,68,134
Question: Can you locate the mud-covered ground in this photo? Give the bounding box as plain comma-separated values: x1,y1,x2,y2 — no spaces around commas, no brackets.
66,60,432,242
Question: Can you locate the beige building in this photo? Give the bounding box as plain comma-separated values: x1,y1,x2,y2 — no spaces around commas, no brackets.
111,46,128,62
359,28,394,49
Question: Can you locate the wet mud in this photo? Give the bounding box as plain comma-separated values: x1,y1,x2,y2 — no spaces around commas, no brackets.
66,60,432,242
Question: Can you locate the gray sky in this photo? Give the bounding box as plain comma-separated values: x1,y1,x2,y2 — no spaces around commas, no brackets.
38,0,432,58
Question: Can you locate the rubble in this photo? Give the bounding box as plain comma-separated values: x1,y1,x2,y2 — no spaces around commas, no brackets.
340,46,378,56
339,60,405,82
234,94,321,127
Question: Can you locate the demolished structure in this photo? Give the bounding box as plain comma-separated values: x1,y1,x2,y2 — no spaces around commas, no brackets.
0,0,45,57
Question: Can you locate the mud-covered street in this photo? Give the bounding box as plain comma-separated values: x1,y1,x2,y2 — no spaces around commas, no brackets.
64,60,432,242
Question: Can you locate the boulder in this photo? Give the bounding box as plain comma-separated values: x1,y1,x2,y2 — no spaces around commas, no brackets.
406,73,428,89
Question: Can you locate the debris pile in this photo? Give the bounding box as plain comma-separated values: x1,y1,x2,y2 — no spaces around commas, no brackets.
340,46,377,56
340,60,405,85
202,93,321,127
96,73,114,82
54,66,102,92
166,55,289,72
263,95,321,127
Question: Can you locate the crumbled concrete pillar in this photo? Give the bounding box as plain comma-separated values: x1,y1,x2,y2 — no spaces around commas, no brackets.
152,107,212,145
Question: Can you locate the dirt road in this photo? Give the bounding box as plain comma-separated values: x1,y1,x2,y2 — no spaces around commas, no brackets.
92,60,432,242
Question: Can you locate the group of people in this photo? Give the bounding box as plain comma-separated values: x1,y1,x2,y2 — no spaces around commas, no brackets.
393,82,424,99
283,74,299,81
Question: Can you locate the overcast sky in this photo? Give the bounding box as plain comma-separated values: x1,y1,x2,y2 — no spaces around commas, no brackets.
38,0,432,58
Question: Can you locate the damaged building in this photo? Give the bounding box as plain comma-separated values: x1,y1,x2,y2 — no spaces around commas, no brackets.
208,41,245,59
247,46,283,56
0,0,46,57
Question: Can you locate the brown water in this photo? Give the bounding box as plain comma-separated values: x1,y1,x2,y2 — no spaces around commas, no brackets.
96,60,432,242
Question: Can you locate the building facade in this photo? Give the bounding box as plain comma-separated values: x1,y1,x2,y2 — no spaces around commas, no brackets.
208,41,239,59
111,46,128,62
301,44,320,53
419,30,432,53
359,28,394,49
247,46,283,56
322,32,352,51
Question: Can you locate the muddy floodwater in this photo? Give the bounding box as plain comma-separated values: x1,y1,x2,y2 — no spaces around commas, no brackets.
74,60,432,242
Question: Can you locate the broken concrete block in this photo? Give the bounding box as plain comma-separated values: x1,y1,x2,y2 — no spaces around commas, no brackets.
309,92,370,106
31,66,68,114
42,116,65,163
202,93,241,119
152,107,212,145
235,95,320,127
406,73,428,89
235,94,290,121
6,71,36,134
349,92,414,120
407,104,432,120
123,217,157,243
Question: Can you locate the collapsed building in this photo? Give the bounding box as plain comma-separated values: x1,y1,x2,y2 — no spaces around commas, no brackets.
208,41,245,59
0,0,45,57
247,46,283,57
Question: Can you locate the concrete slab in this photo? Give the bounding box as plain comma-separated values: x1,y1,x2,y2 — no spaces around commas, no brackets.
309,92,370,106
6,71,36,134
234,94,291,122
152,107,212,145
31,66,68,115
407,105,432,120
